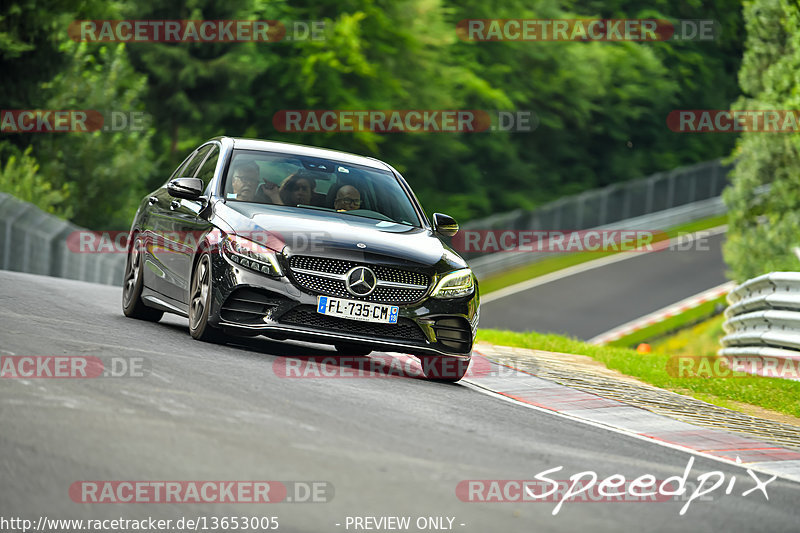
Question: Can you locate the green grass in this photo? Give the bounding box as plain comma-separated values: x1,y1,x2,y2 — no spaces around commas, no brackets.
479,214,728,295
652,314,728,361
476,211,800,419
477,326,800,419
608,295,728,349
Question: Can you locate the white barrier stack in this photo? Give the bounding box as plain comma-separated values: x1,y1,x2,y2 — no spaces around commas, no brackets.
720,272,800,380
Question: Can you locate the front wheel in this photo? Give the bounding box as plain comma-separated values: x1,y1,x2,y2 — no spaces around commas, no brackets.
189,253,226,343
122,235,163,322
420,355,471,382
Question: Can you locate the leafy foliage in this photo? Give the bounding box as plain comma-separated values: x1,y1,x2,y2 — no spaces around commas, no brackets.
0,144,72,217
35,41,155,229
1,0,747,229
723,0,800,281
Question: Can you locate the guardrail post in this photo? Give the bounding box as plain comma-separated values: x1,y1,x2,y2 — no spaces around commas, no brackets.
598,188,610,226
709,162,719,198
575,194,584,228
667,171,676,209
3,202,32,271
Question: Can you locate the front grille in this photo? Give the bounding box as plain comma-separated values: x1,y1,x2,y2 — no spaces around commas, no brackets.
288,256,430,304
220,288,284,325
280,306,427,342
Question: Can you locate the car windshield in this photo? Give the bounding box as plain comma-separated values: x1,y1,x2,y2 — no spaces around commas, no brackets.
223,149,422,227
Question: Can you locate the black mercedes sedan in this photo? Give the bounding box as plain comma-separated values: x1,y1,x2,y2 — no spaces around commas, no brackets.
122,137,479,381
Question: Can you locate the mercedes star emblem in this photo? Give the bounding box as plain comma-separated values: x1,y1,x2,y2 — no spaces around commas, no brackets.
345,266,377,296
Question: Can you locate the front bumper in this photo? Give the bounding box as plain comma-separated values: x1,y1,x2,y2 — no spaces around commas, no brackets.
207,253,478,358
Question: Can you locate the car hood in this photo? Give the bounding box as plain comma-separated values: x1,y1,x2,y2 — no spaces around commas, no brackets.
215,201,466,270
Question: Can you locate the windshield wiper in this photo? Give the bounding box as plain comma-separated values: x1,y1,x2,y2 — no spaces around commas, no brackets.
293,204,337,213
291,204,416,226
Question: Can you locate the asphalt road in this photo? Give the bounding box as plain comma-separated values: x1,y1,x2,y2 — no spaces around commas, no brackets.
479,232,728,339
1,270,798,532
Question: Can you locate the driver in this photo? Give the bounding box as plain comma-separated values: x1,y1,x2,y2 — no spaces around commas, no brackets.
230,161,282,204
333,185,362,211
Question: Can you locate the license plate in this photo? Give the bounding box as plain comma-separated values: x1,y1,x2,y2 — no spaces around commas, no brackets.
316,296,399,324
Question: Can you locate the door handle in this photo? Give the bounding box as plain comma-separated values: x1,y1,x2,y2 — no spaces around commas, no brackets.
148,196,159,205
170,200,181,210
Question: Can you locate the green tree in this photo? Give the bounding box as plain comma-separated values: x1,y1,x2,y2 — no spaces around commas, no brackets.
723,0,800,281
438,0,683,214
0,144,72,217
0,0,752,229
246,0,512,221
570,0,745,170
35,41,156,229
122,0,269,168
1,0,153,229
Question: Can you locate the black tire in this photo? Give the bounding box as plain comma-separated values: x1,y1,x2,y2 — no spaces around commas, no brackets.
189,253,227,343
334,343,372,357
420,355,470,382
122,235,164,322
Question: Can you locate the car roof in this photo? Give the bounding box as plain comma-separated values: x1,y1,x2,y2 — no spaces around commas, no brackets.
226,137,391,172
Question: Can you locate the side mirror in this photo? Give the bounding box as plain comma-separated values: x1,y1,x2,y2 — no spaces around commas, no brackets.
167,177,204,200
432,212,459,237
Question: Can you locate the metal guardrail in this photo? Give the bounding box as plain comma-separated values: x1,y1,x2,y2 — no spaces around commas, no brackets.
464,159,731,279
463,159,729,238
3,159,730,285
0,192,125,286
2,190,724,286
720,272,800,380
467,196,728,279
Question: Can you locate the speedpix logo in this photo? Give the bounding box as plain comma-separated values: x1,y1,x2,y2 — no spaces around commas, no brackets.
457,457,775,516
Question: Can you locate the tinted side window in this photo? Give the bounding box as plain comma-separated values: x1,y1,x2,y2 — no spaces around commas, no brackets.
195,146,220,188
168,151,196,182
181,144,213,178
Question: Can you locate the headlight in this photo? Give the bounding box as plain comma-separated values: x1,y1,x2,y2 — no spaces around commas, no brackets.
222,234,283,277
431,268,474,299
